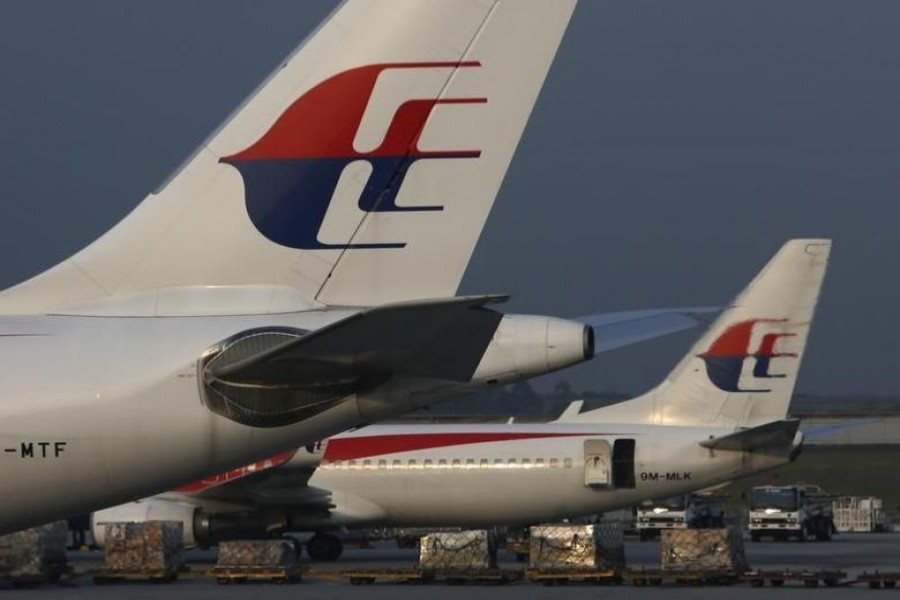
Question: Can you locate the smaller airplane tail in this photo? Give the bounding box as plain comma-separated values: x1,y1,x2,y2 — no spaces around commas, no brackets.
568,239,831,428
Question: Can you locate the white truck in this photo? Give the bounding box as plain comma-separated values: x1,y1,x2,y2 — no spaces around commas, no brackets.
636,494,726,541
748,485,835,542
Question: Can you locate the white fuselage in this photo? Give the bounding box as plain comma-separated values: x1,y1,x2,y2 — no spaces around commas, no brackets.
0,311,359,531
0,309,523,532
0,308,588,533
299,423,791,528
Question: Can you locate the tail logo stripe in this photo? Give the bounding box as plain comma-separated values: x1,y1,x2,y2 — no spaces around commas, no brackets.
699,319,796,392
221,62,485,250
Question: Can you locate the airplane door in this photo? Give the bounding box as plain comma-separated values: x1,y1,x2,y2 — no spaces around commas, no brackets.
583,440,611,487
612,439,636,488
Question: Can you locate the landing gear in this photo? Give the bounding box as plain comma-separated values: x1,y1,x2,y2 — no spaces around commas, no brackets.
306,533,343,562
283,536,303,560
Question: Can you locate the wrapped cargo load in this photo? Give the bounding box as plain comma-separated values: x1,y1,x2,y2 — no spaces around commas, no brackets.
660,528,748,572
0,521,68,579
217,540,298,568
529,523,625,571
419,530,497,570
104,521,183,573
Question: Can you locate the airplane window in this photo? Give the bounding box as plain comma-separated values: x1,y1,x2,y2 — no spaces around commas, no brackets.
465,459,475,469
452,459,461,468
480,459,489,468
508,458,517,466
362,460,372,469
408,459,417,468
494,458,504,467
536,458,545,467
522,458,531,467
438,459,448,469
424,459,433,468
549,458,559,468
378,460,386,469
348,460,357,468
392,459,402,469
563,458,573,469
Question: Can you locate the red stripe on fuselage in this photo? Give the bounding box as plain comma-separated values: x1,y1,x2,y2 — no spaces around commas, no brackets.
323,432,614,461
175,451,296,493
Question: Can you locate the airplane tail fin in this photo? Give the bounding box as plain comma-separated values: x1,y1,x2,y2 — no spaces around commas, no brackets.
569,239,831,428
0,0,577,315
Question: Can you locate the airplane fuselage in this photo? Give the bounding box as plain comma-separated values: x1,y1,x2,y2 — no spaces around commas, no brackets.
0,305,592,533
0,310,370,531
297,423,792,528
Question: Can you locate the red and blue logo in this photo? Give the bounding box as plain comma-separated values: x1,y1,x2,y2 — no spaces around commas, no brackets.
221,62,485,250
699,319,797,392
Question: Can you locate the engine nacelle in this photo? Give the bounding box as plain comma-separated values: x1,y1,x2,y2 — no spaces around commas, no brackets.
470,315,594,385
92,499,200,548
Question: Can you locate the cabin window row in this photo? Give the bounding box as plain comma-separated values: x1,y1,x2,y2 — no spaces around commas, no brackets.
324,457,575,470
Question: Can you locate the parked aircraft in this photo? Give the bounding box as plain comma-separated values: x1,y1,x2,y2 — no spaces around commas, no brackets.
93,239,831,561
0,1,607,532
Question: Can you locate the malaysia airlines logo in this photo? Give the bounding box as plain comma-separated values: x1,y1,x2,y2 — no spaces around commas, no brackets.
699,319,797,392
221,62,485,250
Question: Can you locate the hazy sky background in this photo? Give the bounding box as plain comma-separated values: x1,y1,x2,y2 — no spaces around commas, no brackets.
0,1,898,396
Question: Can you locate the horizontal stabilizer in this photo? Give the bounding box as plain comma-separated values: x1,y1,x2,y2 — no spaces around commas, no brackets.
700,419,800,452
801,419,878,441
211,295,507,386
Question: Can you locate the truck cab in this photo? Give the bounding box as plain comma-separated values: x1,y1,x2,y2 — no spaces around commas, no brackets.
748,485,834,542
636,494,725,541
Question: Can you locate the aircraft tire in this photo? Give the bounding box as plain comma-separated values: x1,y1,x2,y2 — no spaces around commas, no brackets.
326,535,344,560
307,533,343,562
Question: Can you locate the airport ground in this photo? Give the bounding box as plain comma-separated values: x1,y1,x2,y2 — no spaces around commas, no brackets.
2,533,898,599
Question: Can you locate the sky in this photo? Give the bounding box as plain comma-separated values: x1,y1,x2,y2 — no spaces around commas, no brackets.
0,1,898,396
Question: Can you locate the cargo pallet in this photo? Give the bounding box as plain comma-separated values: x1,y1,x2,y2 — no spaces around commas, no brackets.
318,567,521,585
741,569,846,588
211,565,302,584
858,571,900,589
525,568,622,585
92,569,178,585
626,568,740,586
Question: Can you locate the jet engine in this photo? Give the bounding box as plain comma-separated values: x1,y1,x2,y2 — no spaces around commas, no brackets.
471,315,594,384
92,499,297,549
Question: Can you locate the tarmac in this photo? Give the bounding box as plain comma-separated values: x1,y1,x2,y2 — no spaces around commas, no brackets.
3,533,899,599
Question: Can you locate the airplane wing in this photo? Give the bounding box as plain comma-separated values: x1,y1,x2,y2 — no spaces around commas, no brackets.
576,307,721,354
207,295,507,386
172,452,333,511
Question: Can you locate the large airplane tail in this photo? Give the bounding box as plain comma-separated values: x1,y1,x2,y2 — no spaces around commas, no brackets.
0,1,577,315
568,239,831,428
